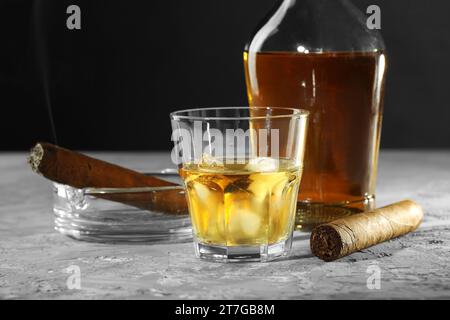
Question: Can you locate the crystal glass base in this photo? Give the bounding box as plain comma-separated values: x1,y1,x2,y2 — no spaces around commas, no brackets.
296,195,375,231
193,234,293,263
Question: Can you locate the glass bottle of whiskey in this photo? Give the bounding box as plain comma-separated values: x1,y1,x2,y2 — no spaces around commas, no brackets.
244,0,387,229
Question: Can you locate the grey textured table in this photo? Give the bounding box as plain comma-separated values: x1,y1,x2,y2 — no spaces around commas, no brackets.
1,151,449,299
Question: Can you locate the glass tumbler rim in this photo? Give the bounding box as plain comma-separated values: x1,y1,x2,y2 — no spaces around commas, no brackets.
170,106,309,121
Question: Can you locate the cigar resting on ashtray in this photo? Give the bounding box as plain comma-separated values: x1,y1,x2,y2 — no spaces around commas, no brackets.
310,200,423,261
28,142,188,215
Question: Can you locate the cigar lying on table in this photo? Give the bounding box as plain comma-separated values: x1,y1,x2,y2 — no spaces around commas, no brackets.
310,200,423,261
28,142,188,215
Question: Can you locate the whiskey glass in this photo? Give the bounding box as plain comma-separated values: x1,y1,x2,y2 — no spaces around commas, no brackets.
170,107,308,262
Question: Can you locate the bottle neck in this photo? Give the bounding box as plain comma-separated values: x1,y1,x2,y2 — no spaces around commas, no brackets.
247,0,384,53
279,0,349,11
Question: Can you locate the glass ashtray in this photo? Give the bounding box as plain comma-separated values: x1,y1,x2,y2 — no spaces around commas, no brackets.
52,183,192,243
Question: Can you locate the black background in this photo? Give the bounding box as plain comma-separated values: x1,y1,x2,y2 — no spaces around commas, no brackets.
1,0,449,150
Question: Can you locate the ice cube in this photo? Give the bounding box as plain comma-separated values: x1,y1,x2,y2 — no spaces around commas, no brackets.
248,172,287,203
228,207,262,237
188,177,226,242
245,157,279,173
199,153,224,170
239,210,262,236
192,177,222,203
271,175,290,198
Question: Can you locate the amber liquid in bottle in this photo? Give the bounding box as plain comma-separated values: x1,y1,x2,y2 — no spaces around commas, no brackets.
244,51,387,229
